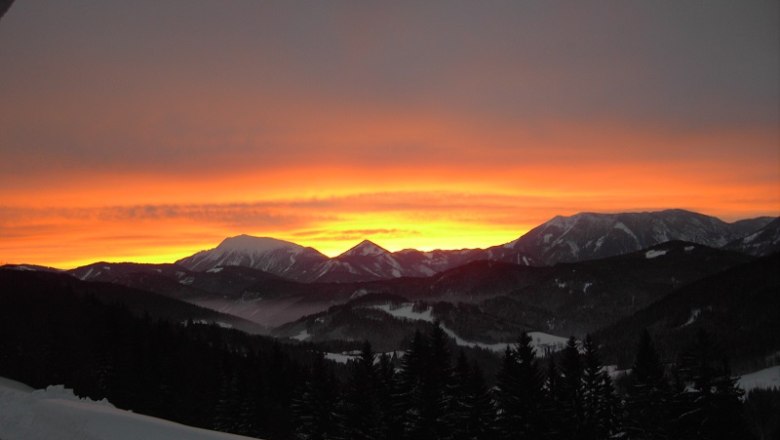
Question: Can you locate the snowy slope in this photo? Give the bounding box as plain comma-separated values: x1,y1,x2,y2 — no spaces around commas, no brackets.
0,377,259,440
738,365,780,392
312,240,406,282
497,209,771,265
725,217,780,256
171,210,772,283
176,235,328,279
367,302,567,355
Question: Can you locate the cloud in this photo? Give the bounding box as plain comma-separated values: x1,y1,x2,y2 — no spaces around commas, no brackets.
0,1,778,266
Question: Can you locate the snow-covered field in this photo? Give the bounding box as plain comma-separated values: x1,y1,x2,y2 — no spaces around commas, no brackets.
369,303,434,322
439,326,568,356
738,365,780,392
368,302,568,356
324,350,405,364
0,377,259,440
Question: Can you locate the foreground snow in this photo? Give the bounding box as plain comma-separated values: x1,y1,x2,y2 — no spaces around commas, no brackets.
0,377,259,440
738,365,780,392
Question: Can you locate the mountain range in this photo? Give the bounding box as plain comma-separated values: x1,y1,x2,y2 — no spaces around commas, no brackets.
3,208,779,368
174,209,777,283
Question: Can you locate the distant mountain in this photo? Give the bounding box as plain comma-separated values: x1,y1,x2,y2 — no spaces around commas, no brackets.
497,209,775,265
595,253,780,369
176,234,328,279
486,240,753,335
68,262,330,327
392,247,494,275
176,235,532,283
0,268,266,334
311,240,405,282
308,240,507,282
724,217,780,256
172,210,773,283
1,264,63,273
272,241,753,346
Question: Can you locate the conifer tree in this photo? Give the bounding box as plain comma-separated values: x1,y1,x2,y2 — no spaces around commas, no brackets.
467,361,498,440
582,334,602,438
339,341,381,440
495,345,520,439
625,329,672,439
398,324,454,440
597,370,620,438
448,351,497,440
399,330,427,438
581,334,618,439
418,323,453,440
376,352,403,440
559,336,585,439
212,360,241,433
293,352,340,440
449,351,473,440
495,332,546,439
541,355,564,439
673,329,752,440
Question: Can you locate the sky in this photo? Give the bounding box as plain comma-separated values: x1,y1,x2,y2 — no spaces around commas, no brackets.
1,1,778,268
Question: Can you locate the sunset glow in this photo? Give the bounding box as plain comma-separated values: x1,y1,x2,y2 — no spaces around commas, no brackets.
1,1,778,268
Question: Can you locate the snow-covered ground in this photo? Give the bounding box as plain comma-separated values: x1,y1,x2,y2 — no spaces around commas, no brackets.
0,377,259,440
682,308,702,326
367,302,568,356
324,351,361,364
291,328,311,341
324,350,405,364
645,249,668,259
369,303,434,322
738,365,780,392
439,326,568,356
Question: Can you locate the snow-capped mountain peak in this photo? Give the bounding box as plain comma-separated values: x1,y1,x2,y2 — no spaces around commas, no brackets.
497,209,775,265
215,235,302,254
175,235,327,276
340,240,389,258
172,210,775,283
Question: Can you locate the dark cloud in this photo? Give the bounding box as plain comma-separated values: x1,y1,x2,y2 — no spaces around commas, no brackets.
0,1,777,178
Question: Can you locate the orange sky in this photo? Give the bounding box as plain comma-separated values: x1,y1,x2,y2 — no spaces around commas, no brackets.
1,1,778,268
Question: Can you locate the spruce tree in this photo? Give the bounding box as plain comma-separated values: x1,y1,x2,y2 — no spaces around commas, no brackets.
707,359,750,440
625,329,672,439
212,360,241,433
466,361,498,440
559,336,585,440
293,352,340,440
398,324,454,440
449,351,473,440
597,370,620,438
399,330,427,438
541,355,564,439
673,329,752,440
495,332,546,439
339,341,381,440
581,334,618,439
418,323,453,440
376,352,403,440
495,345,520,440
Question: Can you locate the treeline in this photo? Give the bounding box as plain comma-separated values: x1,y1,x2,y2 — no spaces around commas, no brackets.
0,273,777,439
295,326,766,440
0,275,311,439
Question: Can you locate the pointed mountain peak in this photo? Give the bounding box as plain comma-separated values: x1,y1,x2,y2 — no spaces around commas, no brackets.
215,235,302,254
340,240,390,257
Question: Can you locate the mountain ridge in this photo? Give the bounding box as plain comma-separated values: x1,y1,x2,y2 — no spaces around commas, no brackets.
173,209,776,282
